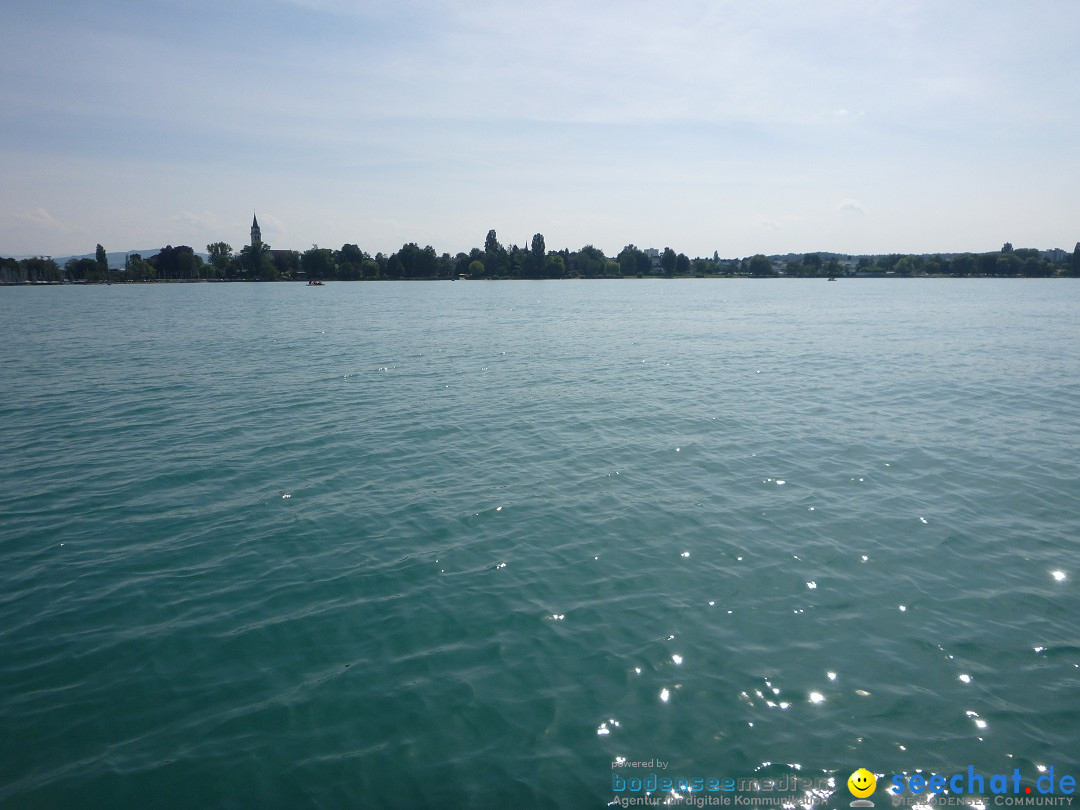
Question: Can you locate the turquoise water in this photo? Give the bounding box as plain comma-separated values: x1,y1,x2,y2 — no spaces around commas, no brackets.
1,279,1078,808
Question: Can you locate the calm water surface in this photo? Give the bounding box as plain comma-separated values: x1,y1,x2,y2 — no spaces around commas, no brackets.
1,280,1078,808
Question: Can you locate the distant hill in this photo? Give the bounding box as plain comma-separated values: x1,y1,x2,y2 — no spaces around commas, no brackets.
44,249,211,270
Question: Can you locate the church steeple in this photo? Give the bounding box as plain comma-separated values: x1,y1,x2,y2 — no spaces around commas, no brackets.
250,213,262,247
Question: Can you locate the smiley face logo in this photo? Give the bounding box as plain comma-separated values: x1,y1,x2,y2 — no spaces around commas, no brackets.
848,768,877,798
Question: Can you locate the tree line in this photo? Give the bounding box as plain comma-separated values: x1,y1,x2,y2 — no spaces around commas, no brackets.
3,234,1079,284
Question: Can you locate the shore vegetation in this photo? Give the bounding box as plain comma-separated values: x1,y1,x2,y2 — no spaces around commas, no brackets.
3,235,1079,284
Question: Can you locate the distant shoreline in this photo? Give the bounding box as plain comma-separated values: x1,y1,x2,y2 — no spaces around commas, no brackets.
4,274,1077,286
5,236,1078,283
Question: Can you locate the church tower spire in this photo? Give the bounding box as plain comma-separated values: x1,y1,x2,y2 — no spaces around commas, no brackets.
251,213,262,248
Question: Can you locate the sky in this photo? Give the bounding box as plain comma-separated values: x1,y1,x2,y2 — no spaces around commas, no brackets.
1,0,1078,259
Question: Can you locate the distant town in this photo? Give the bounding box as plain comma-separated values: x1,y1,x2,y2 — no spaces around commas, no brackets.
3,215,1079,283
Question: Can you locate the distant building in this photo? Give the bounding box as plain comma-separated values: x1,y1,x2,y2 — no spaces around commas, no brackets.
643,248,663,273
250,213,302,277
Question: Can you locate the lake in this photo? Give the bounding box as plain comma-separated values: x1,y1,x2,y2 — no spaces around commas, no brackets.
1,279,1078,808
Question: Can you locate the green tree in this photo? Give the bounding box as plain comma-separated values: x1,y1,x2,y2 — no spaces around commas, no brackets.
893,255,922,276
484,229,508,276
178,250,206,280
524,233,546,278
391,243,439,278
301,245,336,280
66,257,100,282
1,256,22,284
206,242,234,275
374,252,388,276
21,257,61,283
747,254,774,276
438,252,454,279
976,253,999,276
571,245,608,277
236,243,274,279
95,244,108,277
150,245,194,279
1068,243,1080,277
1006,249,1049,277
874,254,897,273
950,254,976,276
420,245,438,278
924,256,946,276
660,247,676,275
617,244,649,277
468,259,485,278
125,253,154,281
545,254,566,278
386,254,404,279
3,257,21,283
675,253,691,276
335,243,367,280
507,244,528,278
801,253,823,276
453,252,471,277
272,250,300,280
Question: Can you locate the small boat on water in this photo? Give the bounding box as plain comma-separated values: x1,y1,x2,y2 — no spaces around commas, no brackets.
828,277,837,281
307,280,324,286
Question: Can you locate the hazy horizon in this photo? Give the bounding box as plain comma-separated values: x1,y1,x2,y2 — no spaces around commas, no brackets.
10,241,1079,268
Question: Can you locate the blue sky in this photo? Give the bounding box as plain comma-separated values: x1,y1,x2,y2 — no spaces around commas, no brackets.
2,0,1078,258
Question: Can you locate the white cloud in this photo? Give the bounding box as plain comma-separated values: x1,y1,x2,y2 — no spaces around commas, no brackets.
837,199,866,217
170,211,225,230
0,206,85,256
13,207,65,231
